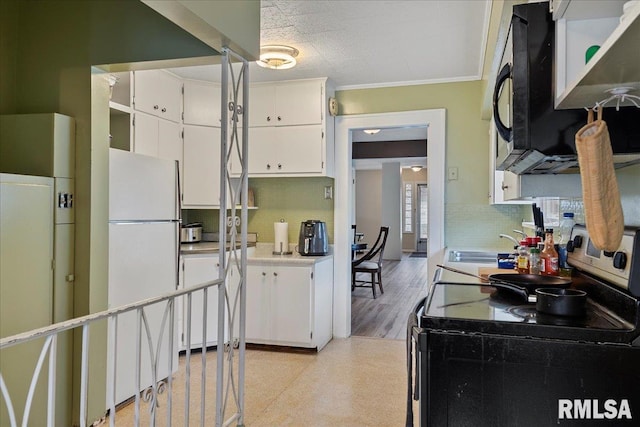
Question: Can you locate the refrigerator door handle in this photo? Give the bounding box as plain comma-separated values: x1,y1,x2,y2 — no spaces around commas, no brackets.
175,160,182,222
175,160,181,290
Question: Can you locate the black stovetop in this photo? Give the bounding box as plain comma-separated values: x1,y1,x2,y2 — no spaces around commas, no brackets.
419,270,640,344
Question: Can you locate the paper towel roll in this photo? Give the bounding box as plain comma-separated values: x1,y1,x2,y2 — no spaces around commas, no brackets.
274,222,289,253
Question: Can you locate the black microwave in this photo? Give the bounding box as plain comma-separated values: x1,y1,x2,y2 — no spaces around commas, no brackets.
492,1,640,175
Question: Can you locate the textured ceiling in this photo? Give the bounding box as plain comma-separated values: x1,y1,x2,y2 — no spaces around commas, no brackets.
169,0,492,89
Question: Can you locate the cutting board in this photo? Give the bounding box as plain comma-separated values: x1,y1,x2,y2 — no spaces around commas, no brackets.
478,267,518,280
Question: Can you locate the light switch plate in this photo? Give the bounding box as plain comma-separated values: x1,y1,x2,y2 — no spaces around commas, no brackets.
448,167,459,181
324,186,333,199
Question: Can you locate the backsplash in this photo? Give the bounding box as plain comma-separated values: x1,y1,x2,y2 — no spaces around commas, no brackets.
446,203,529,251
184,177,335,244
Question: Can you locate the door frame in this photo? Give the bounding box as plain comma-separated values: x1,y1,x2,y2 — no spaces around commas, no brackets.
333,109,446,338
416,182,428,252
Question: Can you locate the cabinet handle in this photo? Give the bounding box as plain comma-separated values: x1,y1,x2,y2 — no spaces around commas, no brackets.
501,183,509,190
262,272,266,276
153,105,159,110
267,164,271,170
277,116,282,121
273,272,278,277
266,116,271,122
277,163,282,169
162,107,167,113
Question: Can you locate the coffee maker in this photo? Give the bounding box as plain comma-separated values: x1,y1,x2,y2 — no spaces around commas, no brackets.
298,220,328,256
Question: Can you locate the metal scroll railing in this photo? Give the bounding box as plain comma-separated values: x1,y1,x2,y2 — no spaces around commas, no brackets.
1,278,221,427
217,46,250,427
0,48,250,427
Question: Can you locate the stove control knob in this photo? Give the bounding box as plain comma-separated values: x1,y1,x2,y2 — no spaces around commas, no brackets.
603,251,615,257
566,240,575,253
613,252,627,270
572,235,583,249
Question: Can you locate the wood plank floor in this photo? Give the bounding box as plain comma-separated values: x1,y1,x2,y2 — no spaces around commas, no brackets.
351,252,429,340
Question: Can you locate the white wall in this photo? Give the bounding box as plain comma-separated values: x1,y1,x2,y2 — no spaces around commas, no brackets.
381,162,402,259
354,170,382,248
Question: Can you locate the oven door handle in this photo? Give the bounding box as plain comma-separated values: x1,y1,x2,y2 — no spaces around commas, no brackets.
406,297,426,427
493,62,513,143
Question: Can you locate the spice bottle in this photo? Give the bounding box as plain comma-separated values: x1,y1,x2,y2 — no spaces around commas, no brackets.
540,229,559,276
529,248,541,275
516,240,530,274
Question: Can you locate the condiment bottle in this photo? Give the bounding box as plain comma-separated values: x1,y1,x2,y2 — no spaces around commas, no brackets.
540,229,559,276
516,240,529,274
529,248,541,275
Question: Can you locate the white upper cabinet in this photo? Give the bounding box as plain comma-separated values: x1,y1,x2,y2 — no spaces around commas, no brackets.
553,0,640,109
132,112,182,174
183,80,222,127
246,126,324,175
238,78,334,177
182,124,223,208
249,80,324,127
133,70,182,123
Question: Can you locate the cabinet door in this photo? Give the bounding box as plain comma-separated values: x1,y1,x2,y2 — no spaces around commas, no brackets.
247,127,278,174
182,125,221,207
157,119,182,184
248,85,276,127
155,71,182,123
501,170,521,201
184,80,222,127
133,112,159,156
133,70,159,118
245,265,271,342
270,266,312,344
276,80,323,126
276,125,324,173
134,70,181,123
183,256,220,348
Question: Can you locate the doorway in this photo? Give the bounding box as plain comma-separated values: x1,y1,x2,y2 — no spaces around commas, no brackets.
334,109,446,338
416,183,428,253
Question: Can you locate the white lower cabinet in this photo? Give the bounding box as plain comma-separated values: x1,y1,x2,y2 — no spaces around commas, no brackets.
181,254,221,349
245,258,333,350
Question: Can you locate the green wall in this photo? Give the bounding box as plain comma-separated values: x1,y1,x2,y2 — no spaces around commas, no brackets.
185,177,336,244
336,81,528,249
0,0,259,423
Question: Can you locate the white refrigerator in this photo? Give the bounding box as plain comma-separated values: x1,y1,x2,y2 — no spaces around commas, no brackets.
107,148,179,406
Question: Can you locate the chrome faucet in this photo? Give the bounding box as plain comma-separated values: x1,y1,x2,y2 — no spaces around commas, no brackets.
512,229,527,239
499,234,520,247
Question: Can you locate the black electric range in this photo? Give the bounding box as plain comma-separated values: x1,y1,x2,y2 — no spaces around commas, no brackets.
407,225,640,427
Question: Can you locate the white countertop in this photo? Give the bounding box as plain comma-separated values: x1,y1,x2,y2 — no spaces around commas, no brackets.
181,241,255,255
248,243,333,265
181,242,333,265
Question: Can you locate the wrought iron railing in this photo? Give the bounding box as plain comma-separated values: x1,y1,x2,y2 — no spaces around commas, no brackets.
1,279,222,426
0,48,250,427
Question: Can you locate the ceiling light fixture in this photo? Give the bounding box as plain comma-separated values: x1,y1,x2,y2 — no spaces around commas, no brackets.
363,129,381,135
256,45,299,70
411,166,423,172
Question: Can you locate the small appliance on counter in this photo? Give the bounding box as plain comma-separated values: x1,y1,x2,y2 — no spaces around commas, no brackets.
180,222,202,243
298,220,328,256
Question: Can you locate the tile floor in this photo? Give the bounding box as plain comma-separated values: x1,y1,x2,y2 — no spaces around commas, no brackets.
111,336,414,426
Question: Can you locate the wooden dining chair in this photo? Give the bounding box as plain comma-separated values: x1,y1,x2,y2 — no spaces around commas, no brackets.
352,226,389,298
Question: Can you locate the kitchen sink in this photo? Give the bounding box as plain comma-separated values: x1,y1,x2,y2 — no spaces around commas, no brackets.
448,250,498,264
